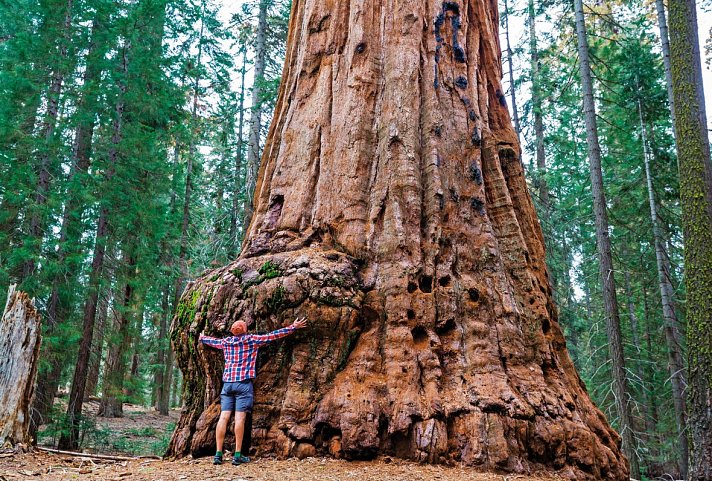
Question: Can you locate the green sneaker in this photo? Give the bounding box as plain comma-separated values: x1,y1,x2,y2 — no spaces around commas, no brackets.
232,454,250,465
213,453,223,465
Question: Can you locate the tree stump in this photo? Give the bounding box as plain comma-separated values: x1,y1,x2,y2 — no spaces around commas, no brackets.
167,1,628,479
0,285,42,448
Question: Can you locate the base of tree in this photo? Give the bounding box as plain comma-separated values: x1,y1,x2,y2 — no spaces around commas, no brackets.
167,247,627,480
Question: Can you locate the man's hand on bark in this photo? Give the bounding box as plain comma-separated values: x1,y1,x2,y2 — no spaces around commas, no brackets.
291,317,308,330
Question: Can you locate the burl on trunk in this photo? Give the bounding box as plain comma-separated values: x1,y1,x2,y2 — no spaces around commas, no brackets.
167,0,628,479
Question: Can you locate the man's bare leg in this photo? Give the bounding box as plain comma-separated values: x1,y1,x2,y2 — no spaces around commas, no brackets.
233,411,247,455
216,411,232,453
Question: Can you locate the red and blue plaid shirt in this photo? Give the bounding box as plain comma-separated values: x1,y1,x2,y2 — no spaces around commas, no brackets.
199,326,297,382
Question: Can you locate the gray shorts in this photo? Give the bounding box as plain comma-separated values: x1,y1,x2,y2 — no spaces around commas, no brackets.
220,380,254,412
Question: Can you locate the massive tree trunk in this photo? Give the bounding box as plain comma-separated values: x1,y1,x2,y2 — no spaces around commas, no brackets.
0,285,41,447
167,1,627,479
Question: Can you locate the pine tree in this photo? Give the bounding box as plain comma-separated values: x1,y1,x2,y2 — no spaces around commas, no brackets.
572,0,638,475
668,0,712,477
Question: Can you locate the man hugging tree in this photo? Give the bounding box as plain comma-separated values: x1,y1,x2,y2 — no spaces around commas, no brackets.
199,316,308,465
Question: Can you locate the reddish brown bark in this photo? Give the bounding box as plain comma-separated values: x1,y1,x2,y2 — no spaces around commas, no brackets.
167,1,627,479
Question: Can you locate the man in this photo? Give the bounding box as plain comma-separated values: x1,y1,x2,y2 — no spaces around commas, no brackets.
199,316,308,466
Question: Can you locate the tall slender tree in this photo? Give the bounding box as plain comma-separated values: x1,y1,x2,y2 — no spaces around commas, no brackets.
572,0,638,476
527,0,549,225
502,0,521,144
637,85,688,478
242,0,268,228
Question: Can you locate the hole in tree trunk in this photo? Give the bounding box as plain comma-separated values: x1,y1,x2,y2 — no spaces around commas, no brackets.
418,275,433,293
263,195,284,230
467,288,480,303
438,275,451,287
435,318,457,335
407,309,415,320
407,281,418,293
411,326,428,345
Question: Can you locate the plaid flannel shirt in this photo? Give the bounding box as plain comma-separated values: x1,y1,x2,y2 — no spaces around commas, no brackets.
199,325,296,382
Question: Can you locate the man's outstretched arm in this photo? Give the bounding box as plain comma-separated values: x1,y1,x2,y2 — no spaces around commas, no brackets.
250,317,308,346
199,334,224,349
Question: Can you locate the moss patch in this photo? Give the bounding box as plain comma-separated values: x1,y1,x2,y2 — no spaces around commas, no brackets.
265,285,286,313
258,260,282,279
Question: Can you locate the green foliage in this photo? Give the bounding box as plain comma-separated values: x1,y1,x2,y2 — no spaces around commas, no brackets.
0,0,290,445
515,0,686,476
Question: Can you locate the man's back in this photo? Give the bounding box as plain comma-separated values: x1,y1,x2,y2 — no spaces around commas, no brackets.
200,326,296,382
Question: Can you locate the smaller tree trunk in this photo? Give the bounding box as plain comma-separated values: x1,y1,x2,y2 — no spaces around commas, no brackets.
154,286,170,413
22,0,74,283
638,93,689,478
170,364,180,408
229,46,248,255
502,0,521,145
529,0,548,219
242,0,268,228
655,0,676,125
641,283,660,433
98,255,137,418
573,0,639,476
0,285,42,447
622,269,653,438
85,287,110,398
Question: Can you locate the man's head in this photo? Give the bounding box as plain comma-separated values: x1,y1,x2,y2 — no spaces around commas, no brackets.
230,320,248,336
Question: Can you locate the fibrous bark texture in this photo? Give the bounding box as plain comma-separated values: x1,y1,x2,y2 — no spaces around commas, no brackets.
167,1,627,479
0,285,42,447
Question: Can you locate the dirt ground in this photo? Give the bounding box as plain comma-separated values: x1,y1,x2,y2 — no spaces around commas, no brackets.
0,451,563,481
14,401,561,481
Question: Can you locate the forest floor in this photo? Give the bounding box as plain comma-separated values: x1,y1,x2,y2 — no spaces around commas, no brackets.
0,402,561,481
36,400,181,457
0,452,564,481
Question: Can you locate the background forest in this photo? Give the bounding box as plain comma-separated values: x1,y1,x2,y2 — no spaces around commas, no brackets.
0,0,709,479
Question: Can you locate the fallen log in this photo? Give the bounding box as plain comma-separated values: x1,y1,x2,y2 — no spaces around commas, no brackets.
36,446,161,461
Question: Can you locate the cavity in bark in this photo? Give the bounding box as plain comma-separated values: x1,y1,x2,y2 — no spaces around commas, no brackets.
496,89,507,107
411,325,428,345
418,275,434,293
471,128,481,147
468,287,481,303
470,197,485,215
469,163,483,185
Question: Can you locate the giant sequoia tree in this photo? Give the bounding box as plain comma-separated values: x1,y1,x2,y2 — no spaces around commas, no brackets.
167,1,627,478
